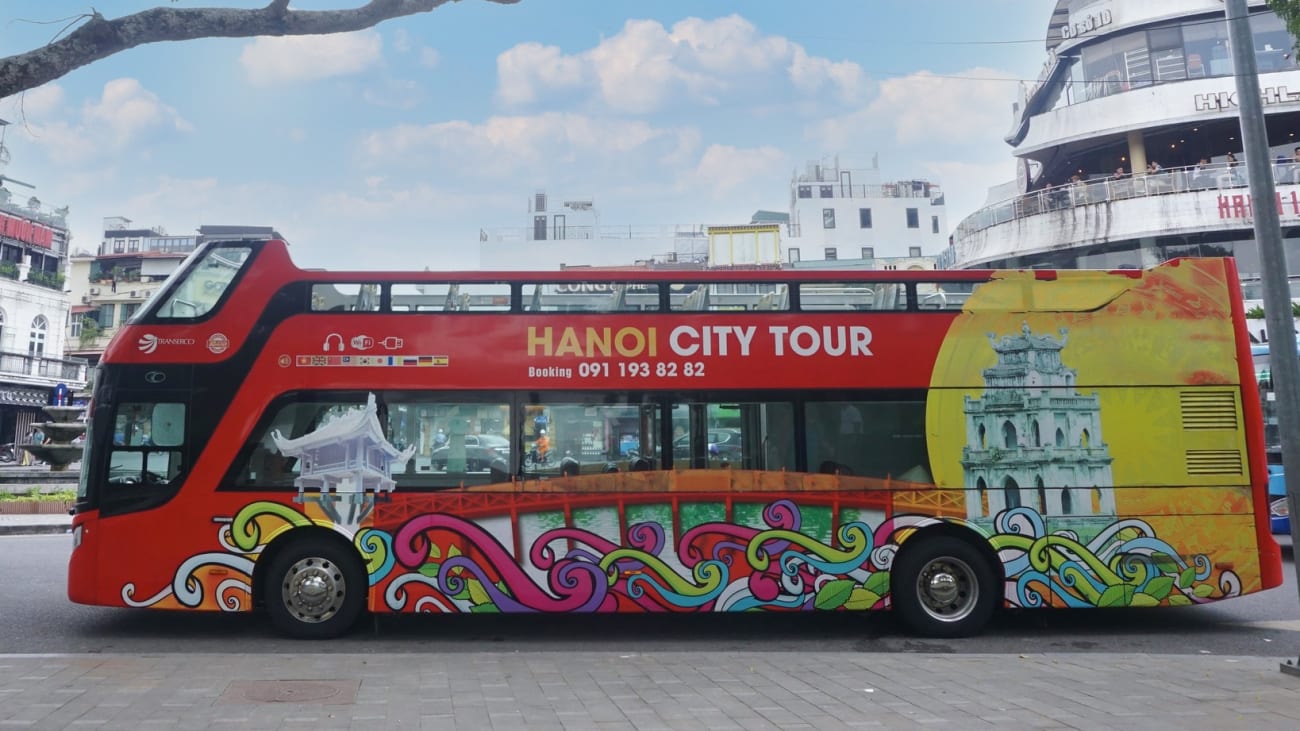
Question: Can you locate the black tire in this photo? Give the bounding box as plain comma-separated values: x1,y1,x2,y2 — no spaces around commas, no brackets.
265,538,366,639
891,535,998,638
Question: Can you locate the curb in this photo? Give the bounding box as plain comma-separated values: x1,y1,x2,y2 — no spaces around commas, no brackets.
0,523,71,536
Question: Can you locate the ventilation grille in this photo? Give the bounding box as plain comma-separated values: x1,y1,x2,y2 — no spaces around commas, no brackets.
1180,391,1239,430
1184,449,1243,475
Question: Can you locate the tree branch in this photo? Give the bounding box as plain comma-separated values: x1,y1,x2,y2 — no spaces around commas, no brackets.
1,0,521,100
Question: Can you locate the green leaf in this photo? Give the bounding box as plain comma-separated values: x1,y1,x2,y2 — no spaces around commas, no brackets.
469,603,500,613
448,544,462,558
814,579,856,610
1167,594,1192,607
844,588,881,611
1144,576,1175,601
428,544,441,559
1193,583,1217,598
467,579,491,606
418,562,441,578
1130,592,1160,607
1097,584,1135,607
863,571,891,596
1178,567,1196,589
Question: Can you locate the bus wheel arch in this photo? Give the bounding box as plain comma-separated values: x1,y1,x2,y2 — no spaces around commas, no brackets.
890,525,1002,638
255,527,367,639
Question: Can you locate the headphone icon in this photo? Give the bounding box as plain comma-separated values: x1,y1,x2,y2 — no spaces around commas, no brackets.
322,333,344,352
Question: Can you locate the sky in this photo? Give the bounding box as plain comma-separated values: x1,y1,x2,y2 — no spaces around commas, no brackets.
0,1,1048,270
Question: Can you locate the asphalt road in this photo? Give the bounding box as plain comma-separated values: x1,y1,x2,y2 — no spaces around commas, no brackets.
3,535,1299,657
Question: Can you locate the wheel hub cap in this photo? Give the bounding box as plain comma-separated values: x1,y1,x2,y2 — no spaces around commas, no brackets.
283,558,344,622
927,571,960,605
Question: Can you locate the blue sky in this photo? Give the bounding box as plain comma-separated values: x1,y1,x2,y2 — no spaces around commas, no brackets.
0,1,1046,270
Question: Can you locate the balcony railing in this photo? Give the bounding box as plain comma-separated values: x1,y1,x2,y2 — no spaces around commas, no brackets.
0,350,89,384
954,161,1292,239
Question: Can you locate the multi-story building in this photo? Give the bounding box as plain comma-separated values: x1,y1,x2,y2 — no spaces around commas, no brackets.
783,156,947,270
949,0,1300,295
67,220,281,363
0,123,88,445
479,156,947,271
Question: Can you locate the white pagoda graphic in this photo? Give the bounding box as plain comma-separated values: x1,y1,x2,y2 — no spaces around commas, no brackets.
271,393,414,526
961,324,1115,520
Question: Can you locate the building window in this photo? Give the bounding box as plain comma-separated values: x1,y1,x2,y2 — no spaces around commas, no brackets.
28,316,47,357
823,209,836,229
120,303,140,325
861,247,874,259
128,237,141,252
906,208,920,228
931,215,940,234
909,246,922,257
859,208,872,228
798,186,812,199
819,185,833,198
70,315,81,338
824,247,838,261
98,304,115,329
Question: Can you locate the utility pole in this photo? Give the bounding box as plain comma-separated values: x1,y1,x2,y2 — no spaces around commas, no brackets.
1224,0,1300,675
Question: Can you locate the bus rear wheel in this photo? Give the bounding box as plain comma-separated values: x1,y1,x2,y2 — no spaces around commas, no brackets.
891,535,997,638
265,539,366,639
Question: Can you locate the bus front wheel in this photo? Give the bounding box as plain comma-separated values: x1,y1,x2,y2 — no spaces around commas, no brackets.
891,535,997,638
265,538,366,639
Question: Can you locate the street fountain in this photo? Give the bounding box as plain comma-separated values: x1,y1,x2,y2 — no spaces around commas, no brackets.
21,403,87,472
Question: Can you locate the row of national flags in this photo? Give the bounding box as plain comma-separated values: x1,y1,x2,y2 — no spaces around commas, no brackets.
296,354,449,367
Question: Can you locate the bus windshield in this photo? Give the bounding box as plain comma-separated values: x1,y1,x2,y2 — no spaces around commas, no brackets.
152,244,254,319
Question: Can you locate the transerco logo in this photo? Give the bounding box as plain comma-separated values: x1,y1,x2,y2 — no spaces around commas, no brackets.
137,333,196,354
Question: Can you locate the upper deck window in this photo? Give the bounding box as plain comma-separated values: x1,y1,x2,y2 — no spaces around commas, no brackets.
153,245,253,319
525,282,660,312
311,283,382,312
799,282,906,311
390,282,511,312
669,283,789,311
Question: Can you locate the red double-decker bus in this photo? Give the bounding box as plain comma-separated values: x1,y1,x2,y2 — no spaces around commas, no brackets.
67,238,1283,638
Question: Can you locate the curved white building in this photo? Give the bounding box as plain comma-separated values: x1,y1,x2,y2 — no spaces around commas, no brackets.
950,0,1300,298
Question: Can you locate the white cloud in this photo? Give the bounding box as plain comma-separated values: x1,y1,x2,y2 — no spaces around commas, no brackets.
393,28,440,69
815,68,1018,148
0,78,190,166
0,84,65,120
496,43,588,105
85,78,194,145
359,112,700,180
496,15,868,113
240,31,383,86
680,144,789,199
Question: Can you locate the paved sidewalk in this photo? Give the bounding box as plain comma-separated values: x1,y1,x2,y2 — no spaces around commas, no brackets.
0,651,1297,729
0,513,70,536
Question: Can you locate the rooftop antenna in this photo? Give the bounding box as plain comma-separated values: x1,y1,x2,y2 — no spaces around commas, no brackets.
0,119,35,190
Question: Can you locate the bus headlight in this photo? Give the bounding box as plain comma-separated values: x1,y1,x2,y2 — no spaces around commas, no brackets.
1270,497,1289,518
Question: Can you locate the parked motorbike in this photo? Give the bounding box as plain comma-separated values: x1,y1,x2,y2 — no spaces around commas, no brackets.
0,443,14,463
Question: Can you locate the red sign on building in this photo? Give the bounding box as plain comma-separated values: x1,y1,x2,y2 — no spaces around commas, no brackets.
0,210,54,248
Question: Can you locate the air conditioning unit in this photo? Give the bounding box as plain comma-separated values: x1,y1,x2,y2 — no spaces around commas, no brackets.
129,290,138,298
88,287,100,295
80,295,92,304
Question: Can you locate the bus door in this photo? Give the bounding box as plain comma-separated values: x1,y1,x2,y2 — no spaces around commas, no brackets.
91,370,193,517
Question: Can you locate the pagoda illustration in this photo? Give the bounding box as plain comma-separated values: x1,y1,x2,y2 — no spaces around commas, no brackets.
961,323,1115,520
271,393,414,526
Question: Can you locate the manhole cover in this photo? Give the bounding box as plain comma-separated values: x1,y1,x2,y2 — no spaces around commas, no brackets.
219,679,358,705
